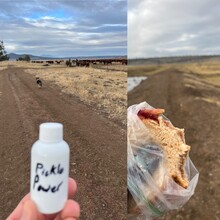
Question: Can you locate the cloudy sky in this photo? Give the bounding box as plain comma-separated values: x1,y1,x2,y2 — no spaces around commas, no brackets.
128,0,220,58
0,0,126,57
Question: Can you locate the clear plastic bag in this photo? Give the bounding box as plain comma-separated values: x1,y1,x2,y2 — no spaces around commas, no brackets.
127,102,199,220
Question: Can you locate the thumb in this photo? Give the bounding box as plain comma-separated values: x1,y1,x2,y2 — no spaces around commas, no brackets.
21,199,39,220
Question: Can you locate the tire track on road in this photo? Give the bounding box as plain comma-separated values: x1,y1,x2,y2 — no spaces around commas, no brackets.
1,66,127,220
7,71,35,138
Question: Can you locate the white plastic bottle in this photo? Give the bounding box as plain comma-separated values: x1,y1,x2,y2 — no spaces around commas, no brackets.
31,123,69,214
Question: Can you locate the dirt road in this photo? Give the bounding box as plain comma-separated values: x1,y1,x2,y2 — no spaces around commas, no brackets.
0,66,126,220
128,69,220,220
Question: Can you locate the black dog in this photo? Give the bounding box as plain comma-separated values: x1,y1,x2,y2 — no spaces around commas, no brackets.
36,77,43,88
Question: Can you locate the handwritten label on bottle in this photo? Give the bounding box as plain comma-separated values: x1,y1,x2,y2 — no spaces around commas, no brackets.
33,163,64,193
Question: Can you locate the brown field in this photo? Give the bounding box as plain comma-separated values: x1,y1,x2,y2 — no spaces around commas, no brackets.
92,63,127,72
128,64,170,77
128,62,220,220
2,61,127,125
128,60,220,87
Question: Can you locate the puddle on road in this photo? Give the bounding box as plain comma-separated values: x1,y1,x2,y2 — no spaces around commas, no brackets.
127,77,147,92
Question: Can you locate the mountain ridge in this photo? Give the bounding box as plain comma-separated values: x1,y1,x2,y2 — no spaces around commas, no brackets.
8,53,127,60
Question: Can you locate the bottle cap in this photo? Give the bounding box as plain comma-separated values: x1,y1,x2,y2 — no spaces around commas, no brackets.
39,123,63,143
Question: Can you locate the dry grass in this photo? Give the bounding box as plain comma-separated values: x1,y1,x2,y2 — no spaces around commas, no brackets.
178,61,220,86
1,61,41,69
178,61,220,75
0,67,7,71
0,60,67,69
128,64,170,76
202,76,220,87
93,64,127,72
1,61,127,123
195,97,220,107
0,61,12,70
128,61,220,87
22,63,127,124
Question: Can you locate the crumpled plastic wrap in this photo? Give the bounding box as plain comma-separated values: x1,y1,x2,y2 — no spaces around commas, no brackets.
127,102,199,220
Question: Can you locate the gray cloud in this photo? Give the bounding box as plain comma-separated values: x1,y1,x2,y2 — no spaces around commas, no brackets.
128,0,220,58
0,0,126,57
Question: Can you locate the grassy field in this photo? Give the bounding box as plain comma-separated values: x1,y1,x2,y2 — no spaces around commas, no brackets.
178,61,220,87
92,64,127,72
128,60,220,87
0,61,127,125
128,64,168,77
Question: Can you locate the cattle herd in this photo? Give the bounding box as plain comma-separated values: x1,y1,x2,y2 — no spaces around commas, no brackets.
30,58,127,67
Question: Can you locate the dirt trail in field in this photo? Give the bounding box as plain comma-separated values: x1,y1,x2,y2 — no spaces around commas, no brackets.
128,69,220,220
0,66,126,220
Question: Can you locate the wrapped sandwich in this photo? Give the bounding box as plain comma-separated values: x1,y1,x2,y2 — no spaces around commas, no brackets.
127,102,199,219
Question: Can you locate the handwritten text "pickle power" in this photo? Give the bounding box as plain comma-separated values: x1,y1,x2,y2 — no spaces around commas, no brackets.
33,163,64,193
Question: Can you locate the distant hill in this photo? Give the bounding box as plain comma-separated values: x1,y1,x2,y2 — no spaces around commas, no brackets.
8,53,50,60
129,55,220,65
8,53,127,61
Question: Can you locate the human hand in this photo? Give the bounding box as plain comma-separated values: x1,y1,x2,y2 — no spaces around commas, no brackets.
7,178,80,220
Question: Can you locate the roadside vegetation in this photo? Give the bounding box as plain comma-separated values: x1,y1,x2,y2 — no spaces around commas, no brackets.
128,61,220,86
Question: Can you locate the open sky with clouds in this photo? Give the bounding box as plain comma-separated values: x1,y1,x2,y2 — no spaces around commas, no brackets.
128,0,220,58
0,0,127,57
